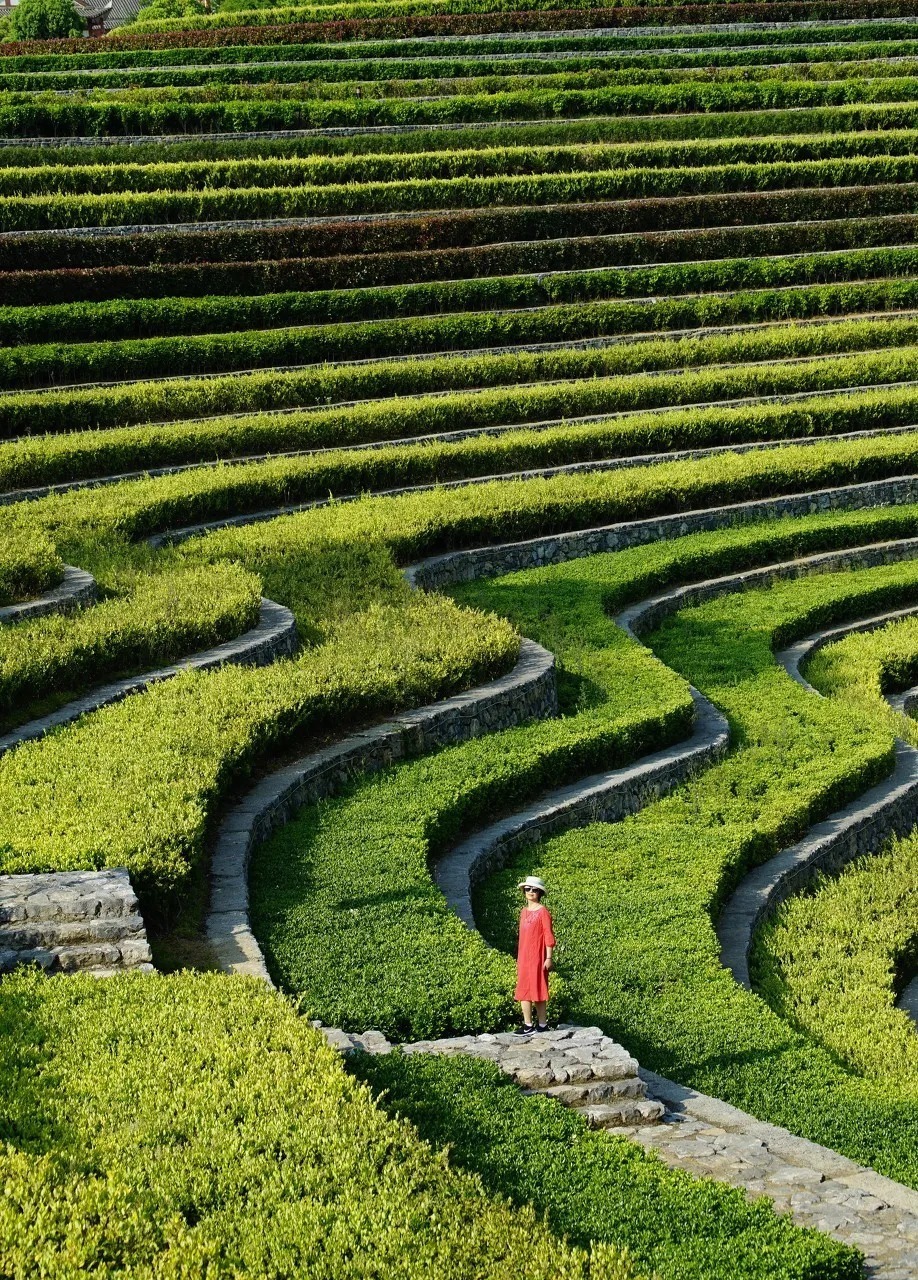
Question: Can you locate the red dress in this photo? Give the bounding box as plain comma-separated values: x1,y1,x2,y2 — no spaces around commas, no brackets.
514,905,556,1002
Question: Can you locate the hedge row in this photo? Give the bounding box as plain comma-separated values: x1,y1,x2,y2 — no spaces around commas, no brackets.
0,971,641,1280
8,56,916,103
9,75,918,136
0,526,61,607
126,0,918,33
755,822,918,1089
0,590,517,915
252,613,692,1035
6,178,918,278
16,128,918,199
5,1,914,56
5,99,918,177
9,306,918,440
4,431,918,912
0,562,260,723
12,154,918,232
8,275,918,392
8,38,918,92
9,369,918,507
11,18,918,72
9,212,918,307
757,612,918,1086
10,244,918,346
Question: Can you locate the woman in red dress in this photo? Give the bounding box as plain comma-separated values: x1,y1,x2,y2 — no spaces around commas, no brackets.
514,875,556,1036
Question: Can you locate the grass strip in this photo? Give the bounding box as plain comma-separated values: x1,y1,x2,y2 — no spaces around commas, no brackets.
0,562,260,725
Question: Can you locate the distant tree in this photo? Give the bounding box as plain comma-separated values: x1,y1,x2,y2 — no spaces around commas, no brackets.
8,0,83,40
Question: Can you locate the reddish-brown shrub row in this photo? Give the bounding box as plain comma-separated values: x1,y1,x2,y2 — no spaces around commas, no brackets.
7,212,918,306
4,182,917,275
0,0,913,57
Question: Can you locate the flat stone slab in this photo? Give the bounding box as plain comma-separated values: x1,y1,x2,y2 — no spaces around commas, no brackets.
319,1022,663,1126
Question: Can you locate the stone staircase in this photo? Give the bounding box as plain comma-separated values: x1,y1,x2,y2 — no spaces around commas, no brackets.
0,868,153,977
324,1023,664,1128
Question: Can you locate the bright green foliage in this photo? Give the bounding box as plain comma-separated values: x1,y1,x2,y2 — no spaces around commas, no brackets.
754,833,918,1092
9,282,918,390
251,584,692,1035
0,594,516,918
752,616,918,1088
357,1052,862,1280
14,319,918,443
0,562,260,721
465,556,918,1184
0,968,638,1279
0,527,61,607
805,613,918,743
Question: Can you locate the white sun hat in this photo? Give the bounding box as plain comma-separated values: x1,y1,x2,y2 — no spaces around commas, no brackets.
518,876,547,893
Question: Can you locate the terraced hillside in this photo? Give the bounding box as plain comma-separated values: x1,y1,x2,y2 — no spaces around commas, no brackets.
7,2,918,1276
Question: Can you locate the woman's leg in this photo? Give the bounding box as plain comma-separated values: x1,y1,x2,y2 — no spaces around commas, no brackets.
520,999,534,1026
535,999,548,1027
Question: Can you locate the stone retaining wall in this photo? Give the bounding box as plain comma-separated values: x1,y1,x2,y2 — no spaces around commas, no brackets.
0,565,96,626
11,418,913,519
205,638,557,981
437,688,728,927
719,602,918,989
408,475,918,591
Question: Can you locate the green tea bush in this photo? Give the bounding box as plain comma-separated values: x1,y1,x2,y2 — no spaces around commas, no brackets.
8,290,918,404
13,128,918,199
10,209,918,306
753,828,918,1090
9,366,918,498
467,559,918,1184
0,526,62,607
7,73,918,136
13,152,918,229
0,968,638,1279
10,242,918,345
0,562,260,720
5,178,917,277
252,605,692,1034
0,593,517,916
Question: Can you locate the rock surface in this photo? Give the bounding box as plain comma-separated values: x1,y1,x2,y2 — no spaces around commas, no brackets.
0,868,153,976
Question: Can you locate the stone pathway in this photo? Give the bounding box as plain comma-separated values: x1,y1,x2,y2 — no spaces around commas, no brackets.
323,1023,664,1127
622,1072,918,1280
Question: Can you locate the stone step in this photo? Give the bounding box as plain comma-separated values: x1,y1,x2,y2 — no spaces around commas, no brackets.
0,914,147,951
0,936,153,975
533,1077,647,1105
0,869,139,926
78,963,156,979
578,1098,667,1129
